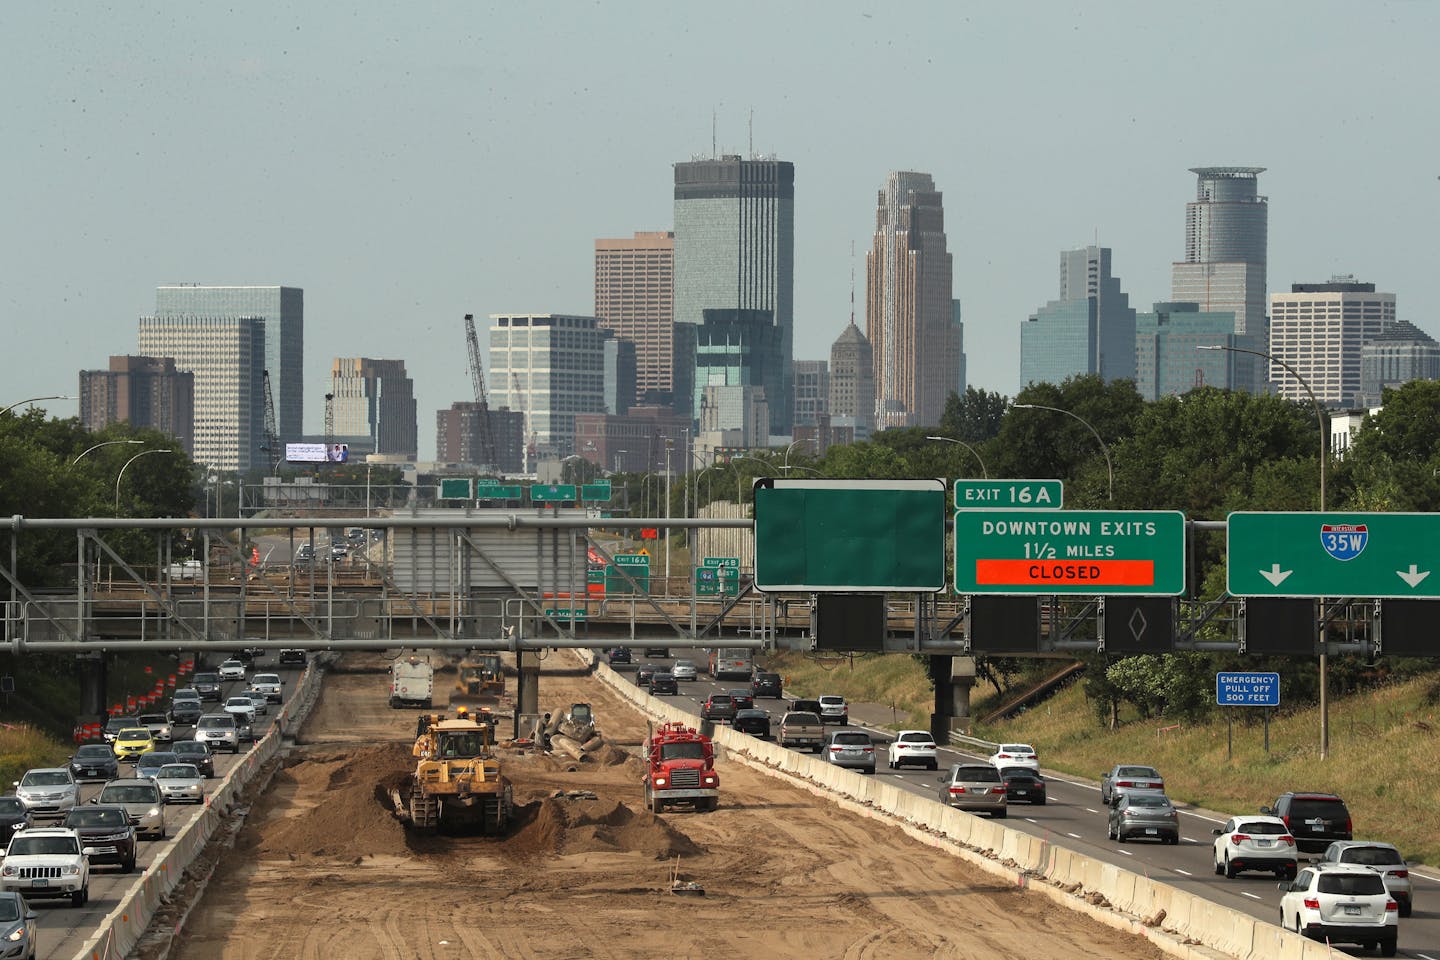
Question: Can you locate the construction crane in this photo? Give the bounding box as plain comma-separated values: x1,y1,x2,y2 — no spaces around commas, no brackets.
260,370,281,474
463,314,498,471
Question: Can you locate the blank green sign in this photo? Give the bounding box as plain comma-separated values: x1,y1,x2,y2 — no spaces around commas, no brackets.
753,479,946,592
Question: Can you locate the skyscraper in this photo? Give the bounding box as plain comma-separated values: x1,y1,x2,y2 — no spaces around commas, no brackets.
1358,320,1440,405
1269,279,1397,407
1019,247,1136,389
489,313,610,460
328,358,418,459
154,286,304,439
673,155,794,432
828,320,875,442
78,356,194,453
594,231,674,406
1170,167,1268,391
137,316,264,471
866,172,958,429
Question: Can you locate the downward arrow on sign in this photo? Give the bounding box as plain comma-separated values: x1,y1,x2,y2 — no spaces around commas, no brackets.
1397,564,1431,588
1259,564,1292,586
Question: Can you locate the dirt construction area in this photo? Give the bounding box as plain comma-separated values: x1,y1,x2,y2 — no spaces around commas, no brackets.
165,653,1170,960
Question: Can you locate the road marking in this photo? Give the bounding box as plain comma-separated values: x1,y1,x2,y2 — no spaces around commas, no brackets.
1241,892,1263,901
1174,868,1192,876
1065,832,1082,840
1024,818,1038,824
1415,954,1438,960
1182,836,1200,843
1084,808,1099,814
1117,849,1132,857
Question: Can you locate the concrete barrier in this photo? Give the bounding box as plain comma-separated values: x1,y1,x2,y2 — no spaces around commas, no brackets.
588,654,1325,960
69,658,328,960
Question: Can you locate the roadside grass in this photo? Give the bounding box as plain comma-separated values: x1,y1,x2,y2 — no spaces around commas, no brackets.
765,651,935,729
976,674,1440,866
0,723,72,789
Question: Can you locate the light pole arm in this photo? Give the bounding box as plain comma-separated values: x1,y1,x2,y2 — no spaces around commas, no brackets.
72,439,143,466
114,449,171,513
1011,405,1112,500
925,436,989,479
2,395,74,416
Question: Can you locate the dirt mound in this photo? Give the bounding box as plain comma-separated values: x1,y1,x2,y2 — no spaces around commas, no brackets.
587,742,641,768
505,795,704,861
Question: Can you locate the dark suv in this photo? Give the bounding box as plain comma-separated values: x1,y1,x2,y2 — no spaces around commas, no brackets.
1262,792,1353,855
192,672,222,701
607,647,632,666
751,672,783,698
62,805,137,873
701,694,737,723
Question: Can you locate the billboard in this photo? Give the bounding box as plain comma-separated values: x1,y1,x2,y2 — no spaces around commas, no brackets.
286,442,349,463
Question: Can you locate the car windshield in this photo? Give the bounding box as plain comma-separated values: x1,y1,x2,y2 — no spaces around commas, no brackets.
255,675,280,684
1001,744,1033,753
174,689,199,699
118,729,149,740
221,661,242,668
138,753,175,767
174,743,207,756
955,766,1000,782
1238,821,1288,835
101,785,159,803
66,808,127,827
76,745,111,759
1117,766,1160,778
1001,767,1039,780
1126,795,1171,808
709,696,731,705
1317,873,1385,895
139,714,165,724
735,710,765,719
8,836,79,856
158,765,199,779
1341,846,1403,866
194,674,218,683
652,672,671,679
785,712,820,724
1290,799,1348,820
673,660,694,669
899,733,934,744
660,742,705,761
0,900,17,922
225,698,251,707
21,771,68,786
0,798,23,814
833,733,870,745
197,717,234,729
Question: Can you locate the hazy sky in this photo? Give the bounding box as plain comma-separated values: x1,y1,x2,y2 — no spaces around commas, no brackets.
5,2,1436,460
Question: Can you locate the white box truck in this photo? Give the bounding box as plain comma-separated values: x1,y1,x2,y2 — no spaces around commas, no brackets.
388,657,434,708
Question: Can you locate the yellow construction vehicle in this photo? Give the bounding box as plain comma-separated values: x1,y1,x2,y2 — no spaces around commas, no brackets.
395,710,513,833
453,654,504,705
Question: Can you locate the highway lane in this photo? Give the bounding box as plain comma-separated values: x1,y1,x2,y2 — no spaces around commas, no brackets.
615,652,1439,959
21,657,309,960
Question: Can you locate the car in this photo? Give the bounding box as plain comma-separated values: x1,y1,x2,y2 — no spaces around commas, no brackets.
701,694,737,723
137,712,173,743
817,695,848,725
886,730,939,770
1278,864,1398,955
250,673,283,703
0,827,89,906
294,543,315,565
790,698,823,717
327,544,348,562
670,659,698,682
278,648,306,666
1261,792,1353,855
0,890,37,958
642,646,669,658
223,696,257,725
242,692,270,717
0,798,33,847
67,743,119,783
194,713,240,754
102,715,143,742
647,671,678,696
173,686,201,702
634,663,658,686
62,805,137,873
192,672,222,701
989,743,1039,771
732,709,771,739
1099,764,1165,804
727,690,755,712
1000,766,1047,804
1319,841,1413,917
92,779,166,839
1211,815,1297,879
1108,792,1180,844
153,764,206,804
134,751,179,781
937,763,1007,817
12,769,79,820
111,727,155,761
168,697,203,725
171,741,216,778
217,659,247,682
751,671,783,698
823,729,876,773
607,647,632,666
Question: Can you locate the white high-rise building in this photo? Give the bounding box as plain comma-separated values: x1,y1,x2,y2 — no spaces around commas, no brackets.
1269,279,1397,408
489,314,610,462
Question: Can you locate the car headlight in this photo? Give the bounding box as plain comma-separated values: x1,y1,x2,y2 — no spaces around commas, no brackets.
1,866,15,877
148,807,161,817
6,926,23,941
62,864,80,875
653,777,667,788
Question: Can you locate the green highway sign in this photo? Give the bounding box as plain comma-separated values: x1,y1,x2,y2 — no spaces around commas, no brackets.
475,485,522,500
438,477,472,500
580,481,612,502
754,478,946,592
476,478,499,486
695,560,739,596
1228,512,1440,599
528,484,577,502
954,479,1063,510
542,608,586,621
954,510,1187,595
606,553,650,593
703,556,739,570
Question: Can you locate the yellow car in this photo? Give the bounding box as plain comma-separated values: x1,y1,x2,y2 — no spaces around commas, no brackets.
112,727,155,760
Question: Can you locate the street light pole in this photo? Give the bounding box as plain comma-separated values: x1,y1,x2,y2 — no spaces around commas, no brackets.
664,439,674,592
114,449,171,514
1011,403,1113,501
1200,342,1331,758
2,395,75,416
71,439,143,466
925,435,989,478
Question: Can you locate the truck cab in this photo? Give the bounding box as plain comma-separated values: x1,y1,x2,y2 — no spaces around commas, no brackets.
642,722,719,814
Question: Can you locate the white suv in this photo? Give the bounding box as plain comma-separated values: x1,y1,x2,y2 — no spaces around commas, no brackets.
217,659,247,681
1,827,90,906
12,768,79,819
194,713,240,754
1279,864,1398,955
250,673,283,703
817,695,849,725
1212,815,1297,879
886,730,938,770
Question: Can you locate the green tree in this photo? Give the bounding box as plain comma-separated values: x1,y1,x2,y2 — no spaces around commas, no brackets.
939,387,1010,442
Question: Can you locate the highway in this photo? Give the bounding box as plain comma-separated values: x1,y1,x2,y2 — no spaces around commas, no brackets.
23,657,310,960
625,652,1440,960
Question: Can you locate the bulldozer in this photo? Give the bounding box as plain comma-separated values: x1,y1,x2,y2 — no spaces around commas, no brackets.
452,654,505,706
393,709,513,834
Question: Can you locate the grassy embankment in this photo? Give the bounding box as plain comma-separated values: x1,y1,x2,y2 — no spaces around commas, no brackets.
769,651,1440,865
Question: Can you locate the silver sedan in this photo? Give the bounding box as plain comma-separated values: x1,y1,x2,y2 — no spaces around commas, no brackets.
670,659,698,682
153,764,206,804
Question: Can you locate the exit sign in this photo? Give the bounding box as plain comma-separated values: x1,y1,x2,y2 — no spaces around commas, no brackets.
953,479,1062,510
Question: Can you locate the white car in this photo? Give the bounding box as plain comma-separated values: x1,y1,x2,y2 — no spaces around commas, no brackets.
886,730,938,770
194,714,240,754
223,696,257,727
1278,864,1398,955
153,764,206,804
12,768,79,819
670,660,698,682
250,673,283,703
137,712,173,743
989,743,1039,771
1211,815,1297,879
0,827,89,906
217,659,247,681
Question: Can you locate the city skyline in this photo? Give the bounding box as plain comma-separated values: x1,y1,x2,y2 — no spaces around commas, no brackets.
5,4,1438,461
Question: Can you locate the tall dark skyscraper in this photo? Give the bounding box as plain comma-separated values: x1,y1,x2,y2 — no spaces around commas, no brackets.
673,156,794,434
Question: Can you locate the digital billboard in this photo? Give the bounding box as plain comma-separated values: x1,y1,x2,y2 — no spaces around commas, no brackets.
286,442,349,463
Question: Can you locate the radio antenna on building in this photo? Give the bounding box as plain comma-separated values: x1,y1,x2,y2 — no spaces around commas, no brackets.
748,108,753,157
849,240,856,327
711,109,716,159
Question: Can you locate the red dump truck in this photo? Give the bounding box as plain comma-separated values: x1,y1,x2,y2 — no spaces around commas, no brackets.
642,722,719,814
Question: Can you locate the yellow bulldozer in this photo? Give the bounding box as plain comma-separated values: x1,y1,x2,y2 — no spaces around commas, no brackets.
453,654,505,706
394,709,513,833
